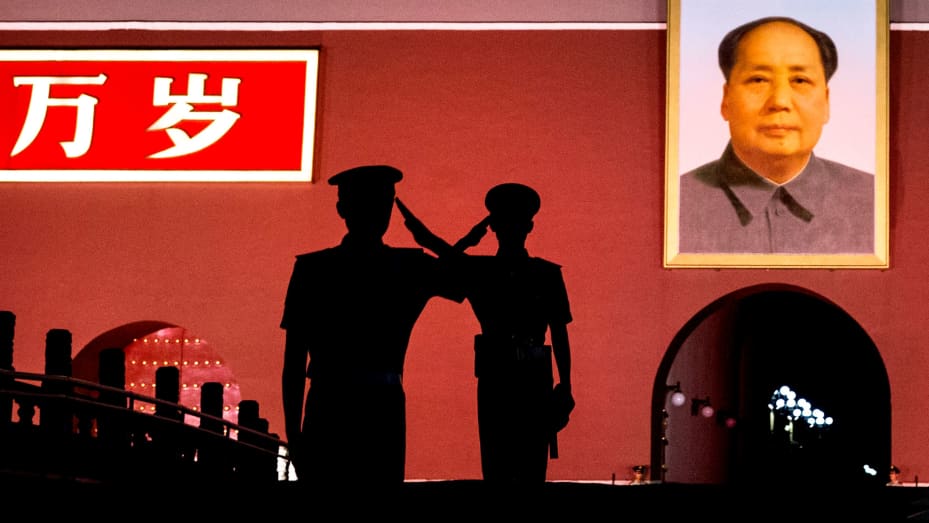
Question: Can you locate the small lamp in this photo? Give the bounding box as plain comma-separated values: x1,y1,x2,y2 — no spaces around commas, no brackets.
691,397,714,418
666,381,686,407
716,409,738,429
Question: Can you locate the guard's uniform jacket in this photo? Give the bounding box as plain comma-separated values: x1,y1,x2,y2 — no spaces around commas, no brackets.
460,253,572,483
280,239,463,484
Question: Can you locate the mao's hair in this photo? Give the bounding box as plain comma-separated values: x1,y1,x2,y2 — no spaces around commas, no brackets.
718,16,838,82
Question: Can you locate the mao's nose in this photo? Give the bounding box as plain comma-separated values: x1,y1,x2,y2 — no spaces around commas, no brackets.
765,78,793,110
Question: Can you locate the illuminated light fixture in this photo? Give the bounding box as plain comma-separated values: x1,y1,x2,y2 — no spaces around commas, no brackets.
666,381,686,407
769,385,832,430
715,409,738,429
691,397,714,418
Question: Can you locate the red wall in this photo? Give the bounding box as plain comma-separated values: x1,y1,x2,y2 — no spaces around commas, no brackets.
1,28,928,482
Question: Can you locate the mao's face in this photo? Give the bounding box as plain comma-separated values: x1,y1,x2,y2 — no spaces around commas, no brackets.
721,21,830,172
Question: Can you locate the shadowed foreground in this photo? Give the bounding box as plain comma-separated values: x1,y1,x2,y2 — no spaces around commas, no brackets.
3,473,927,521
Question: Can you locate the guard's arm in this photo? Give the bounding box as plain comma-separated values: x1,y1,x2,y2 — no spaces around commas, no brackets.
396,197,488,257
395,197,456,257
282,329,309,459
550,322,572,391
549,321,575,438
453,215,492,252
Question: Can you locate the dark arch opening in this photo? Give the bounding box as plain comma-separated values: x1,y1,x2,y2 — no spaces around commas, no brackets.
651,283,890,488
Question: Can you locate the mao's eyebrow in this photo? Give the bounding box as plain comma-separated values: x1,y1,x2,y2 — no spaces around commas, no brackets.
739,63,819,73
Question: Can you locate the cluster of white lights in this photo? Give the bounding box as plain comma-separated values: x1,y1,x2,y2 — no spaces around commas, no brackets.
768,385,833,428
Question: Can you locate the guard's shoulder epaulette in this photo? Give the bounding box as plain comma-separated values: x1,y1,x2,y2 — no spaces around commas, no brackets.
530,256,563,270
295,247,338,260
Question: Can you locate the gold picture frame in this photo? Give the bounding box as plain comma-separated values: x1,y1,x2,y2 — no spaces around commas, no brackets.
664,0,889,268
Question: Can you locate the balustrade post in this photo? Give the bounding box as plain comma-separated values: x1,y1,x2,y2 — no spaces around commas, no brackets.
41,328,74,436
154,366,181,421
237,399,260,442
236,399,261,479
197,381,231,475
36,328,76,477
235,401,279,482
199,381,225,433
97,347,129,450
16,399,36,426
0,311,14,429
152,366,193,467
256,418,281,482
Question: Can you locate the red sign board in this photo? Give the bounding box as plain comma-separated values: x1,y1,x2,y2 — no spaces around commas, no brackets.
0,50,319,181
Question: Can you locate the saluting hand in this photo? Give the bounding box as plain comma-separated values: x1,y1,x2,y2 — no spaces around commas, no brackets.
395,197,450,254
453,215,491,252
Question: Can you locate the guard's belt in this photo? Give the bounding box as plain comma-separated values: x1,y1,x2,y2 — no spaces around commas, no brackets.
473,334,552,377
309,370,402,386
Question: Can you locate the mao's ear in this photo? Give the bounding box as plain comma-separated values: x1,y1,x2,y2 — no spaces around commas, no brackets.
720,83,731,121
824,86,830,124
336,200,346,219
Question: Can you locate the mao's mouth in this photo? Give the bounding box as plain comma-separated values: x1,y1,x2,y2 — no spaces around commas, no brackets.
759,124,799,132
758,124,800,136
